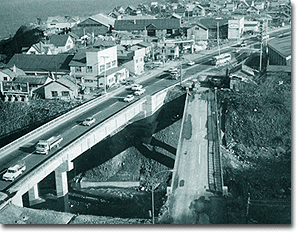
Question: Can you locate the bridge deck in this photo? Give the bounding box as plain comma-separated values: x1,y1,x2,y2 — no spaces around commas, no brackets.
167,86,223,224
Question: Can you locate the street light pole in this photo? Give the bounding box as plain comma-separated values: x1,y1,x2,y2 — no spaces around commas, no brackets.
151,169,174,224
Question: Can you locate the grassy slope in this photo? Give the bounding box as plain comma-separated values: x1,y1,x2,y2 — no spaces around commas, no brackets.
218,71,291,224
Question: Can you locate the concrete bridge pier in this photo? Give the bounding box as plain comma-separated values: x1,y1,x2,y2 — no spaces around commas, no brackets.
28,184,44,206
11,193,23,207
55,160,73,197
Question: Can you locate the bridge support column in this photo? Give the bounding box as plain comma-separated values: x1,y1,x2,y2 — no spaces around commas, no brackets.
11,193,23,207
28,184,44,206
55,160,73,197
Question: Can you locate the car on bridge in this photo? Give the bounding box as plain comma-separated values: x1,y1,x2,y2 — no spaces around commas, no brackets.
187,61,195,66
2,160,26,181
134,88,145,96
82,117,96,126
123,94,134,102
131,84,143,91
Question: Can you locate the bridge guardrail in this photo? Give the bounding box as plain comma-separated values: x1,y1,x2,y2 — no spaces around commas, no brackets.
0,89,122,158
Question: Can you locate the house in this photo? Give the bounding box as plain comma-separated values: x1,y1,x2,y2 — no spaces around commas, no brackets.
26,34,74,55
97,66,129,88
33,76,78,100
108,11,121,19
0,81,30,102
0,64,26,82
46,16,80,30
75,13,115,36
246,6,260,14
185,4,205,17
49,34,75,53
267,35,291,66
26,42,56,55
243,20,259,33
253,1,266,10
13,75,53,93
198,18,228,40
236,0,250,12
174,6,186,17
224,2,237,12
114,18,181,37
156,43,179,61
69,46,118,90
125,6,137,15
117,46,145,76
113,6,125,14
7,54,74,76
228,17,245,39
136,41,153,59
186,24,209,41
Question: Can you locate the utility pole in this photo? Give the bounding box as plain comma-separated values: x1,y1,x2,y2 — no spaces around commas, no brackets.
217,22,220,56
259,20,264,71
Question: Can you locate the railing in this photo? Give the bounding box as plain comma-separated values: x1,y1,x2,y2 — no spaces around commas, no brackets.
0,91,118,157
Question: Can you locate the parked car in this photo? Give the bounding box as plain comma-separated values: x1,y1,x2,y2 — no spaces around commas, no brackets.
187,61,195,66
167,67,178,73
123,94,134,102
82,117,96,126
134,88,146,96
131,84,143,91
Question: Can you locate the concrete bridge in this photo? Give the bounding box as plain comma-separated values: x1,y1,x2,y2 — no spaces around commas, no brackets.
162,84,226,224
0,84,178,208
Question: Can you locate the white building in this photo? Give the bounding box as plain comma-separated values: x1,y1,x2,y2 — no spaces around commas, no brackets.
228,17,244,40
70,46,119,90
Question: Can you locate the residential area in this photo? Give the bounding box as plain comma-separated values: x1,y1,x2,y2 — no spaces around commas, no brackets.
0,0,291,103
0,0,292,225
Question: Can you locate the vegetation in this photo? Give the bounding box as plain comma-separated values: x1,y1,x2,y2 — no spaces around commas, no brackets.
218,71,291,223
0,25,44,62
0,99,81,147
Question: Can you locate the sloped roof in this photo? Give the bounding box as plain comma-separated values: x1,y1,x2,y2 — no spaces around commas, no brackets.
7,54,74,73
137,41,152,48
49,34,71,47
0,66,26,78
199,18,228,29
69,49,87,67
56,76,78,90
93,40,117,48
14,75,49,85
114,18,181,31
79,13,115,28
268,35,291,59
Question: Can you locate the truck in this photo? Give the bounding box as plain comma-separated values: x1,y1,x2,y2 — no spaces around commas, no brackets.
2,160,26,181
35,136,63,155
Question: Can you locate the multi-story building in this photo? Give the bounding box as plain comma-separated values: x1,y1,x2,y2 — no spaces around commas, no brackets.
69,46,124,90
228,17,245,40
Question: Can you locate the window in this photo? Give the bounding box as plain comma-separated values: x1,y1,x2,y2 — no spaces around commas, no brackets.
112,60,116,66
75,67,82,72
140,58,143,62
52,91,58,97
171,50,175,53
100,65,105,72
106,62,111,69
86,66,93,73
84,79,94,83
62,91,69,96
136,59,138,63
3,77,7,81
195,27,200,30
167,29,172,34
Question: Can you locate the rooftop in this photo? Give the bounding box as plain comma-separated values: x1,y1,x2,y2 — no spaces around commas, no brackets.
114,18,181,31
268,35,291,59
7,54,74,73
13,75,50,85
49,34,71,47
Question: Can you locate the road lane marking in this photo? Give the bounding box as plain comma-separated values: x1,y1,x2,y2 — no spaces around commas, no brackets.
22,151,36,160
71,125,77,129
